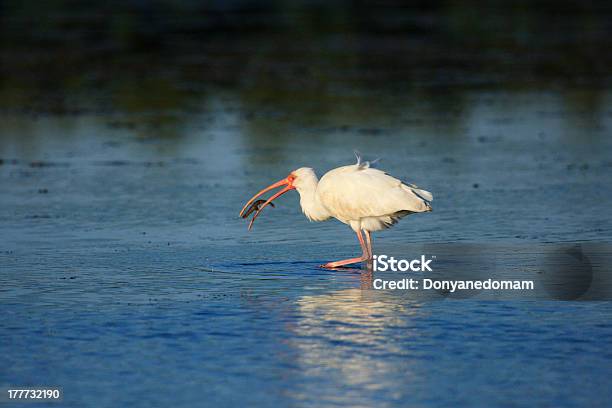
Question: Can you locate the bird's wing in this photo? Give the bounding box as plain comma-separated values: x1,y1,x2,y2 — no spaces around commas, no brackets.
317,165,432,221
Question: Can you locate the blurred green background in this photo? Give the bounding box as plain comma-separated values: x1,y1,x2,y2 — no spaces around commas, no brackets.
1,0,611,127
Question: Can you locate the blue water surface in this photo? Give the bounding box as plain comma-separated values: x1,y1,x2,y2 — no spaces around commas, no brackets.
1,80,612,407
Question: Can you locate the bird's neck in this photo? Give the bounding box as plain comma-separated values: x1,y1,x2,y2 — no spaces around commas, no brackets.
295,176,330,222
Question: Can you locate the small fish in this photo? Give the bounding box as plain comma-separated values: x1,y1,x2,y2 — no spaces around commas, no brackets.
241,199,274,219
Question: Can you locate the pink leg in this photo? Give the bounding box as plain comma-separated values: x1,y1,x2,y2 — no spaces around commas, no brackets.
322,230,369,268
364,230,373,260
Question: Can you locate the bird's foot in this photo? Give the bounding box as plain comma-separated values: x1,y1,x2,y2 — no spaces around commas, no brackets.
321,256,370,269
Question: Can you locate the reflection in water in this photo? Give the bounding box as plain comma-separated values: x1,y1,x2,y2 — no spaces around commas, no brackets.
288,276,424,404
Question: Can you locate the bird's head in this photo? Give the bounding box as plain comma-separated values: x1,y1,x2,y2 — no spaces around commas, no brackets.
239,167,317,230
289,167,317,192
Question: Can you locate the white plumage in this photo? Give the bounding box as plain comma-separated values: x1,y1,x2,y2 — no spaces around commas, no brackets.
240,155,433,268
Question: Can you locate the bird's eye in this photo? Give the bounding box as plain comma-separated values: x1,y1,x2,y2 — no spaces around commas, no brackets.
287,174,296,182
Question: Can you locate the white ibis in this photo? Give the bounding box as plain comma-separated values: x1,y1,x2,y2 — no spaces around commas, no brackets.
240,154,433,268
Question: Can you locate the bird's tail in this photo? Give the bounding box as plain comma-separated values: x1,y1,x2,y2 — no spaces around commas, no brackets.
412,187,433,202
406,183,433,202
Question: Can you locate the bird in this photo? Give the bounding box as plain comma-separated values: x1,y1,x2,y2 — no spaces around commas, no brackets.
239,153,433,268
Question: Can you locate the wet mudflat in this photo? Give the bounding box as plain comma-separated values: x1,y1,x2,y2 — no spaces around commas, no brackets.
1,2,612,407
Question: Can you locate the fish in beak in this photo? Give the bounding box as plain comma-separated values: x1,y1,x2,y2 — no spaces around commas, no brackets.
239,174,296,230
241,199,275,219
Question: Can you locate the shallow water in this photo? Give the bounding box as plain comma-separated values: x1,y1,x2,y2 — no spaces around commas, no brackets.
2,97,612,407
2,2,612,407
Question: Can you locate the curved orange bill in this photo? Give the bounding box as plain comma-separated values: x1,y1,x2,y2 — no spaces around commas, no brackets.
239,177,295,230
